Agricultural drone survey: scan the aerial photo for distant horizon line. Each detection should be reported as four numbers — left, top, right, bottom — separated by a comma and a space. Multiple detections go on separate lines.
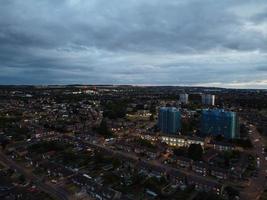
0, 84, 266, 90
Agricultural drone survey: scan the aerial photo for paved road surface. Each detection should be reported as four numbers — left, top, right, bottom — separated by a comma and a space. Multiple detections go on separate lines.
69, 136, 221, 187
74, 128, 267, 200
0, 151, 69, 200
239, 122, 267, 200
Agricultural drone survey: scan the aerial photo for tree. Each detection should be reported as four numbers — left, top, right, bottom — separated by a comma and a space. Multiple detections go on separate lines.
28, 141, 69, 154
102, 100, 127, 119
240, 123, 248, 138
181, 117, 199, 135
112, 157, 121, 168
229, 138, 253, 148
96, 119, 113, 138
136, 138, 155, 149
224, 186, 239, 200
173, 147, 187, 157
0, 136, 9, 150
215, 134, 224, 141
149, 114, 154, 121
181, 120, 191, 134
194, 192, 223, 200
187, 144, 203, 161
149, 105, 156, 115
19, 174, 26, 183
94, 152, 104, 164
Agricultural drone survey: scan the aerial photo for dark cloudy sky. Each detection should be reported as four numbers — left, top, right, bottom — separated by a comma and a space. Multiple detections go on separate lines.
1, 0, 267, 88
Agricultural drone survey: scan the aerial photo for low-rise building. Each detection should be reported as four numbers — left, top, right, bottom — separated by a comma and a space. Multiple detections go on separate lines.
187, 176, 222, 195
176, 156, 192, 168
192, 162, 208, 176
209, 141, 236, 151
161, 135, 205, 148
72, 174, 122, 200
210, 167, 228, 180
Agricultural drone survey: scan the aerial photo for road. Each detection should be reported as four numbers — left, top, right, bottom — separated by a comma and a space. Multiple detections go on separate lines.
0, 150, 69, 200
239, 122, 267, 200
74, 128, 267, 200
68, 136, 221, 188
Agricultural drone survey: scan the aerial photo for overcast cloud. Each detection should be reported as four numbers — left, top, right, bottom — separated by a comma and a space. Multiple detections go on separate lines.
0, 0, 267, 88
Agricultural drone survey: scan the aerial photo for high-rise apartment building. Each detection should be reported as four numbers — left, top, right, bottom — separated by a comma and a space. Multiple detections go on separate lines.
202, 94, 215, 106
158, 107, 181, 134
179, 93, 189, 104
200, 109, 239, 139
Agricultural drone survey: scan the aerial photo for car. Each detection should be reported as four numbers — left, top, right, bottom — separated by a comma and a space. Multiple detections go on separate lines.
51, 179, 57, 184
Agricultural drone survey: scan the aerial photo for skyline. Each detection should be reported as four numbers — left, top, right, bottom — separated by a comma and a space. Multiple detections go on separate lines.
1, 0, 267, 88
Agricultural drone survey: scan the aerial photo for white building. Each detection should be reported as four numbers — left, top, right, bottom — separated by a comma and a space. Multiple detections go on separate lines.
161, 135, 205, 148
179, 93, 189, 104
201, 94, 215, 106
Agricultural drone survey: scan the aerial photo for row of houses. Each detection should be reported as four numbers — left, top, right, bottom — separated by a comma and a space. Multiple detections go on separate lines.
11, 135, 225, 198
83, 136, 225, 196
72, 174, 122, 200
175, 155, 247, 180
143, 134, 238, 151
135, 160, 223, 196
161, 135, 205, 148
